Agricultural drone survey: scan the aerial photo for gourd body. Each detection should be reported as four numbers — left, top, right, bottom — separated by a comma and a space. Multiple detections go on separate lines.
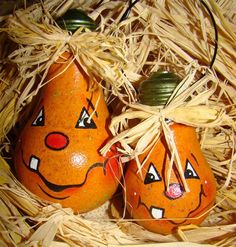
125, 122, 216, 234
14, 53, 121, 212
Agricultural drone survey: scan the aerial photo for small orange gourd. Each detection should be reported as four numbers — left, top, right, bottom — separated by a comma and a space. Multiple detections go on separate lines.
14, 11, 121, 213
124, 71, 216, 234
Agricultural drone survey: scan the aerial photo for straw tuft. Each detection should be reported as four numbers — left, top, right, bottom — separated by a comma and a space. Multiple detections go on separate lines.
0, 0, 235, 246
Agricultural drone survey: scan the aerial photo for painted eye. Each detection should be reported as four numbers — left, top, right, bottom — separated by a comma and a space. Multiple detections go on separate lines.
75, 107, 97, 129
32, 107, 45, 126
144, 163, 162, 184
184, 160, 199, 179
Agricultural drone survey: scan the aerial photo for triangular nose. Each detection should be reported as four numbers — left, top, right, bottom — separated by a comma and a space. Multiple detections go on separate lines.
45, 132, 69, 150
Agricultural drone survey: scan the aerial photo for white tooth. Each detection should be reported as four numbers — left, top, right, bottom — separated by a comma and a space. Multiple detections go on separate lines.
29, 156, 39, 171
151, 207, 164, 219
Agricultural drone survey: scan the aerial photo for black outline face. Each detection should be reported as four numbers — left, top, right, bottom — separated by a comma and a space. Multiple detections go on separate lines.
135, 157, 208, 224
21, 97, 104, 199
21, 148, 107, 200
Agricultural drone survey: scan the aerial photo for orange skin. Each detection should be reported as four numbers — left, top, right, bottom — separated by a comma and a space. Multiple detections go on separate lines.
14, 53, 121, 213
125, 123, 216, 234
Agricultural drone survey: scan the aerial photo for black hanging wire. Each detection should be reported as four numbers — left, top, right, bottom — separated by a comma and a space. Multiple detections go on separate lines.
117, 0, 218, 104
116, 0, 140, 97
119, 0, 218, 68
93, 0, 105, 10
199, 0, 218, 69
119, 0, 140, 23
165, 0, 219, 106
110, 0, 218, 69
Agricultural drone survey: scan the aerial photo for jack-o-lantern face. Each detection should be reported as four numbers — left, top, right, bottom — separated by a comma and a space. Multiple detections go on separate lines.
125, 123, 216, 234
14, 53, 121, 213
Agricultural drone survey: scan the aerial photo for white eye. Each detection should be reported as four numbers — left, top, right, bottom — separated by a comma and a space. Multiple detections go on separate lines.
75, 107, 96, 129
144, 163, 162, 184
184, 160, 199, 179
32, 107, 45, 126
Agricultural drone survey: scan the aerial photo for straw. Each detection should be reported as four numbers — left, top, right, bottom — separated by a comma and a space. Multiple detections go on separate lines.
0, 0, 235, 246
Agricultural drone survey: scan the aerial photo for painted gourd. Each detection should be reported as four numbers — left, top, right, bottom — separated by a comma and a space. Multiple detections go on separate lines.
14, 10, 121, 212
124, 71, 216, 234
14, 52, 121, 212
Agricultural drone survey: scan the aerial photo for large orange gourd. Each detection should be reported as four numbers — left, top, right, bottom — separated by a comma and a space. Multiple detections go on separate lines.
124, 71, 216, 234
14, 10, 121, 212
14, 53, 121, 212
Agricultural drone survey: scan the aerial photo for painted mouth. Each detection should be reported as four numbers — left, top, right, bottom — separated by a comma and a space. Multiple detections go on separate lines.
21, 150, 106, 199
27, 154, 105, 192
138, 196, 166, 219
138, 184, 206, 224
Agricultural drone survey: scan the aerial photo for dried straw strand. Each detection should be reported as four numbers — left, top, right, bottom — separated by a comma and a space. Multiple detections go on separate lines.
0, 0, 235, 246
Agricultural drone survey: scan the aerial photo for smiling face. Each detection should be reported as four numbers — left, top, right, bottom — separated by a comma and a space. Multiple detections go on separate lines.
14, 53, 121, 213
125, 123, 216, 234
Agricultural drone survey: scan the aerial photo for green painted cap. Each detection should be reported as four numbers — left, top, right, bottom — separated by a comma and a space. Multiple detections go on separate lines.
139, 70, 181, 106
56, 9, 97, 32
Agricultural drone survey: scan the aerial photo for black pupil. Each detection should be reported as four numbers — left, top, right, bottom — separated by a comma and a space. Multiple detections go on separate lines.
82, 115, 96, 128
36, 116, 43, 124
185, 169, 193, 178
148, 173, 155, 180
84, 117, 90, 125
144, 172, 156, 184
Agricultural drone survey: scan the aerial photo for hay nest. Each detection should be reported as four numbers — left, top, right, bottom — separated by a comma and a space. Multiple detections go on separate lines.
0, 0, 235, 246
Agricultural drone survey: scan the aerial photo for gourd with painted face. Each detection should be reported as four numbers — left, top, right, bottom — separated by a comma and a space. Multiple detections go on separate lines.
124, 71, 216, 234
14, 10, 121, 213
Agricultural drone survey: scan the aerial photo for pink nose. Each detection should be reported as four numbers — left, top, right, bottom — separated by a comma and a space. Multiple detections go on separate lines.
164, 183, 183, 199
45, 132, 69, 150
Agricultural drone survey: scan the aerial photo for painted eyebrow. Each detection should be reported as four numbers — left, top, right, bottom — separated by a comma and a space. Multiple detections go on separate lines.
86, 97, 98, 117
191, 153, 199, 166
